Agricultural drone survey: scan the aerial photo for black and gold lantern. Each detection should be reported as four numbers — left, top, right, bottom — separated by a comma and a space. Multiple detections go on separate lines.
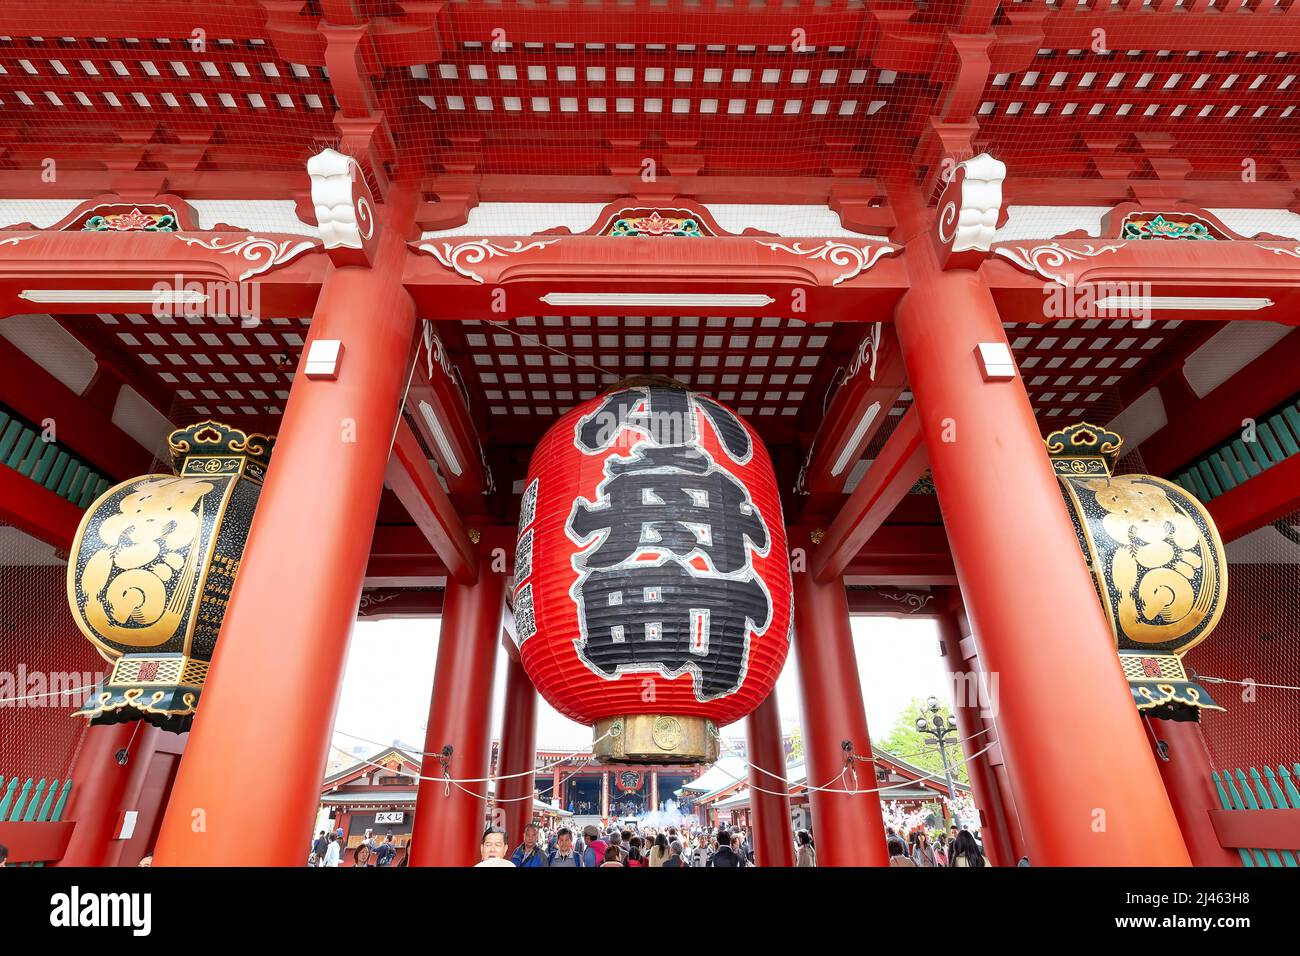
1049, 423, 1227, 721
67, 421, 273, 732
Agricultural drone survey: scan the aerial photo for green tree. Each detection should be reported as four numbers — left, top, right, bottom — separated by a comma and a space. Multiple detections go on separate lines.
876, 696, 969, 787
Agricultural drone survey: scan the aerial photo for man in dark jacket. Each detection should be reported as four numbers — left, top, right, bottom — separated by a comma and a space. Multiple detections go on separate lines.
375, 833, 397, 867
709, 829, 743, 867
511, 823, 550, 867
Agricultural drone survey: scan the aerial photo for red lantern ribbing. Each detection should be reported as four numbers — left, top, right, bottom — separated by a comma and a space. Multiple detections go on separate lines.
515, 383, 792, 763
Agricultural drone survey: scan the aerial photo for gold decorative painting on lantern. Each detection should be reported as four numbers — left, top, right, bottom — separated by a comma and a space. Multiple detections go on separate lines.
1048, 423, 1227, 721
67, 421, 273, 732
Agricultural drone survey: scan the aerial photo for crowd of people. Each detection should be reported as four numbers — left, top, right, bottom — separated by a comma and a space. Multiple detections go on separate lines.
476, 821, 768, 867
477, 821, 997, 867
306, 818, 997, 868
884, 824, 992, 867
308, 828, 403, 867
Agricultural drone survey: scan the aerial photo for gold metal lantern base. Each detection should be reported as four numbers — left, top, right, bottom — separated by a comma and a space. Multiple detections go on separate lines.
592, 715, 719, 765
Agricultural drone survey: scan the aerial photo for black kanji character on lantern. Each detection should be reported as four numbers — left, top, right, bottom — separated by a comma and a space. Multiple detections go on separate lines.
575, 387, 751, 462
575, 559, 771, 699
569, 445, 768, 574
569, 385, 770, 702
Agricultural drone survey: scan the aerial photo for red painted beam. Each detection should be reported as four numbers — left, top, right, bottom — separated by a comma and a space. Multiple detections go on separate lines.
812, 407, 928, 583
0, 336, 154, 481
0, 465, 83, 548
0, 169, 314, 200
841, 524, 956, 587
1140, 329, 1300, 478
405, 325, 489, 507
442, 3, 863, 48
0, 820, 74, 865
801, 324, 908, 501
845, 586, 944, 617
1207, 454, 1300, 542
385, 419, 479, 585
1208, 808, 1300, 852
357, 588, 446, 619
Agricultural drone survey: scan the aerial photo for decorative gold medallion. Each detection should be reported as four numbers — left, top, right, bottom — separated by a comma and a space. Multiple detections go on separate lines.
651, 716, 684, 751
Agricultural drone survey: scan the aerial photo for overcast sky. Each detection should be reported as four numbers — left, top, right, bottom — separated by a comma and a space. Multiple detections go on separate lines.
331, 613, 950, 766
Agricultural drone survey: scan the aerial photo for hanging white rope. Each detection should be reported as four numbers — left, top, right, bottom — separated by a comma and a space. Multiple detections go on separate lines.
327, 729, 613, 787
0, 682, 99, 705
706, 737, 999, 799
330, 727, 607, 783
1196, 675, 1300, 693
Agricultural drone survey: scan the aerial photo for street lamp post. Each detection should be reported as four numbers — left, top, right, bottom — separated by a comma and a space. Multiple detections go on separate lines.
915, 696, 960, 826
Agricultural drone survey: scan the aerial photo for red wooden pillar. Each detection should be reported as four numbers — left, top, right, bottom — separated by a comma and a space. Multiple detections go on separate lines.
408, 570, 505, 866
152, 215, 419, 866
56, 722, 138, 866
1150, 719, 1241, 867
935, 598, 1024, 867
745, 691, 796, 867
59, 723, 185, 867
893, 255, 1191, 866
497, 653, 538, 847
791, 563, 889, 866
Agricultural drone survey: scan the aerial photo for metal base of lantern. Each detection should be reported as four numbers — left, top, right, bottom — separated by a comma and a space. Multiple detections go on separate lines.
1119, 650, 1225, 722
73, 652, 207, 733
591, 715, 719, 765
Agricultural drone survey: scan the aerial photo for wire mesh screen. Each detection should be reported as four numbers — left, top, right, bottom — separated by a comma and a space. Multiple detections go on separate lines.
1183, 508, 1300, 771
1119, 437, 1300, 773
0, 521, 106, 782
0, 2, 1295, 244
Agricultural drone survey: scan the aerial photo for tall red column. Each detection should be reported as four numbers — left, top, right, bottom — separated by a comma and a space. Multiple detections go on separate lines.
1150, 719, 1241, 867
791, 564, 888, 866
153, 215, 419, 866
408, 570, 505, 866
55, 722, 139, 866
935, 599, 1024, 867
893, 250, 1191, 866
497, 652, 538, 848
745, 691, 796, 867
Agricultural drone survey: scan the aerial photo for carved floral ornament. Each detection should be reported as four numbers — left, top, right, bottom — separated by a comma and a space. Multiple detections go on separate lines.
991, 241, 1125, 286
81, 206, 179, 232
173, 234, 320, 282
750, 239, 901, 286
415, 237, 564, 284
413, 234, 901, 287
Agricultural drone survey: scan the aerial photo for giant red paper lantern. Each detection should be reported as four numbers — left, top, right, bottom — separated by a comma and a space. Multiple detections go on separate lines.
514, 382, 792, 763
